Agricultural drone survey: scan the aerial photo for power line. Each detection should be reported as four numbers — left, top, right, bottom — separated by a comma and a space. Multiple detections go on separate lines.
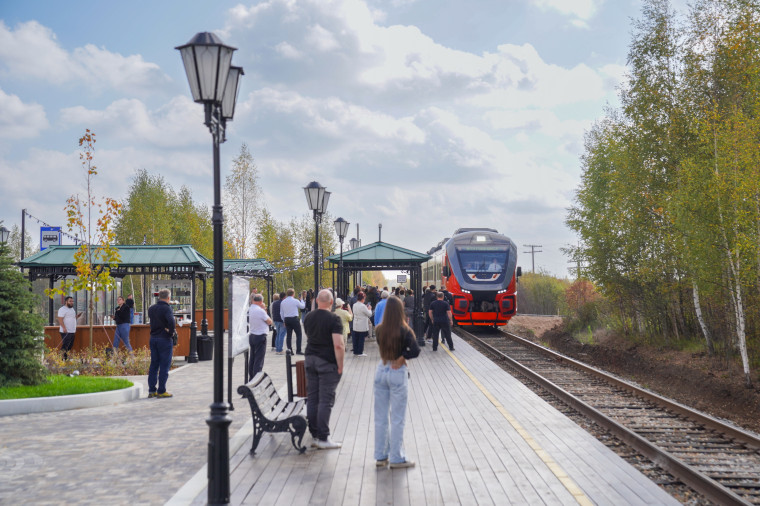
522, 244, 543, 273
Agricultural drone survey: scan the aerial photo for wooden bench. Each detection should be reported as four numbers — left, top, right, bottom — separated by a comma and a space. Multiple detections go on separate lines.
238, 372, 307, 455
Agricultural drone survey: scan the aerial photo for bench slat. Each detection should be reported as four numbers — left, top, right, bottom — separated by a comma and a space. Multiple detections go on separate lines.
257, 391, 279, 414
268, 399, 288, 419
275, 399, 304, 420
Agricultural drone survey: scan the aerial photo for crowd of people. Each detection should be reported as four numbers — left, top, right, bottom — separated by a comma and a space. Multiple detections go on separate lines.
243, 282, 457, 468
55, 280, 454, 468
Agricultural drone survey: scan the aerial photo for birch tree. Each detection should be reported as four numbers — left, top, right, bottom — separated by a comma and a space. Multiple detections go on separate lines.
224, 144, 262, 259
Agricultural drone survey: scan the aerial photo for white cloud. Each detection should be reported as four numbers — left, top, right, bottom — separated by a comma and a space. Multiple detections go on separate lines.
532, 0, 604, 27
59, 96, 207, 148
484, 109, 590, 140
275, 41, 304, 59
0, 88, 49, 138
238, 87, 426, 144
0, 20, 170, 94
305, 24, 340, 52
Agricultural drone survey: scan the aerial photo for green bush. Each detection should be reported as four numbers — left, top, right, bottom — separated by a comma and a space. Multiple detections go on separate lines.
517, 271, 570, 315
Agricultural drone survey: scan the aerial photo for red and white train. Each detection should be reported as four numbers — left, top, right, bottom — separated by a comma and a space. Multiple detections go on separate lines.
422, 228, 521, 327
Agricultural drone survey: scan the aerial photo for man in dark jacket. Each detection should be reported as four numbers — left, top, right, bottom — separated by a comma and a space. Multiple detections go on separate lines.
112, 294, 134, 354
422, 285, 437, 341
148, 288, 175, 398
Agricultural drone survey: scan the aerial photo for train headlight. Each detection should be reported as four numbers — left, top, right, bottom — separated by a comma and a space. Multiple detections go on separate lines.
497, 289, 506, 294
462, 289, 470, 294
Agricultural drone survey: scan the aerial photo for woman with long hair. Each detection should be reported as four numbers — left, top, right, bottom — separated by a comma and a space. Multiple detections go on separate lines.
373, 295, 420, 468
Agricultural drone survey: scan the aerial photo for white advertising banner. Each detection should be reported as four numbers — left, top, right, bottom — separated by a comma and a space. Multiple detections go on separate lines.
229, 275, 250, 358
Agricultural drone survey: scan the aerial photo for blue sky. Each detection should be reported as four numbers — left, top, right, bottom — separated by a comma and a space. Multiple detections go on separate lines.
1, 0, 655, 277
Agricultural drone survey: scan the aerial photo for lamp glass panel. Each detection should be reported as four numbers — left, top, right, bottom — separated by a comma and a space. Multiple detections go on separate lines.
214, 46, 234, 102
304, 186, 320, 210
320, 191, 331, 213
179, 46, 202, 102
222, 67, 243, 120
194, 45, 221, 101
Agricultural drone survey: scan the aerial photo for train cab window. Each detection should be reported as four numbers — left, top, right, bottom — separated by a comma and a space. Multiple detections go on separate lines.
457, 249, 509, 279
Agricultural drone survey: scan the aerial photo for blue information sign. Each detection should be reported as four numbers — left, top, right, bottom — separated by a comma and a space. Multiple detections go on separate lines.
40, 226, 61, 250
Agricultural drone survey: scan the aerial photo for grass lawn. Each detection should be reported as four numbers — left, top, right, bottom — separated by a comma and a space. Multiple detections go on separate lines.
0, 375, 133, 400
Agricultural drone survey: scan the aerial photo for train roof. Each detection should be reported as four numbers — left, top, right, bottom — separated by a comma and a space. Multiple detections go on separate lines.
453, 227, 498, 235
427, 229, 514, 255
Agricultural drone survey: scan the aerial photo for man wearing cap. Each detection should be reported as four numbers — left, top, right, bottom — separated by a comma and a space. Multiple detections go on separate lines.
373, 290, 390, 326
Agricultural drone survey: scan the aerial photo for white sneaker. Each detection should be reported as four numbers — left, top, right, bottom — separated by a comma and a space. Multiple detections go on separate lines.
316, 437, 342, 450
389, 460, 415, 469
359, 353, 367, 357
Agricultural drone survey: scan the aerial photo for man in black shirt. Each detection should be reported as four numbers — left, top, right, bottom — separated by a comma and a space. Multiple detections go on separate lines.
303, 289, 345, 450
428, 291, 454, 351
147, 288, 175, 398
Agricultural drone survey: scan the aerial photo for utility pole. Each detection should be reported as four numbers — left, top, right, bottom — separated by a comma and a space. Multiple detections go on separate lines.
523, 244, 542, 273
378, 223, 382, 242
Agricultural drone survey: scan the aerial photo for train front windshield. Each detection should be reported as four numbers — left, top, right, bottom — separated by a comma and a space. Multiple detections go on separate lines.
456, 248, 510, 280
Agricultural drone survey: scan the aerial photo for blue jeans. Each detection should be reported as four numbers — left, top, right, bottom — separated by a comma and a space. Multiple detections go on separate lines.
274, 321, 286, 352
374, 362, 409, 464
352, 331, 368, 355
148, 336, 173, 394
113, 323, 132, 351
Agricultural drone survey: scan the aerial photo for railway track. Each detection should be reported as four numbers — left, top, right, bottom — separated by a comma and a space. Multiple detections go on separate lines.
455, 327, 760, 505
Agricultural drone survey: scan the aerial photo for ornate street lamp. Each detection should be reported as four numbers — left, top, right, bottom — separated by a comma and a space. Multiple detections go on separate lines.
304, 182, 330, 291
333, 217, 349, 298
177, 31, 242, 505
0, 226, 9, 243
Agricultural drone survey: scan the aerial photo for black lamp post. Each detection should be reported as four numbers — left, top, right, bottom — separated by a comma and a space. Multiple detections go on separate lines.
0, 226, 9, 244
334, 217, 349, 298
303, 182, 330, 292
349, 237, 358, 289
176, 31, 243, 506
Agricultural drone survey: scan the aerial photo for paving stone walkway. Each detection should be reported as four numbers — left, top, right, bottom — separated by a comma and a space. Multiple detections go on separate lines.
0, 334, 290, 505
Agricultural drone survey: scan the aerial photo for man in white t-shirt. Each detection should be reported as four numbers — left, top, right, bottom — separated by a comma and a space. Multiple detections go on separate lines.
57, 296, 82, 360
248, 293, 273, 377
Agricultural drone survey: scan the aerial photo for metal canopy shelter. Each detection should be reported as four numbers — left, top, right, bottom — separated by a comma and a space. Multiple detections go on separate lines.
20, 244, 214, 362
221, 258, 276, 309
326, 241, 431, 340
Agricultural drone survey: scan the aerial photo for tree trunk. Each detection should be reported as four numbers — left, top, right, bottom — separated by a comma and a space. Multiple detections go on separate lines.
88, 290, 94, 350
692, 281, 714, 355
726, 255, 752, 388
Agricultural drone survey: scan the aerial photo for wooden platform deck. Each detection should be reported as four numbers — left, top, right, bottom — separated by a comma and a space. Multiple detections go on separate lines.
188, 333, 678, 505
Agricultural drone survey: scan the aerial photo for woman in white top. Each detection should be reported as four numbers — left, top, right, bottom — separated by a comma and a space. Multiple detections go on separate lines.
351, 291, 373, 356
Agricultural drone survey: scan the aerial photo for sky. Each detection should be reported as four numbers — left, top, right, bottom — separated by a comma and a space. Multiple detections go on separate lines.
0, 0, 654, 277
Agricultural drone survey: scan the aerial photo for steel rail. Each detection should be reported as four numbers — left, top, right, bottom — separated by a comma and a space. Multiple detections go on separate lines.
456, 327, 754, 506
500, 330, 760, 452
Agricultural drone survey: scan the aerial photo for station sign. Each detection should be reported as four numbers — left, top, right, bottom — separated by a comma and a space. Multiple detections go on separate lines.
396, 274, 407, 284
40, 226, 61, 250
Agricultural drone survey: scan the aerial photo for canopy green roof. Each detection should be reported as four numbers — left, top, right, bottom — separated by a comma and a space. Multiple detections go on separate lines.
326, 241, 430, 269
223, 258, 275, 276
19, 244, 214, 279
